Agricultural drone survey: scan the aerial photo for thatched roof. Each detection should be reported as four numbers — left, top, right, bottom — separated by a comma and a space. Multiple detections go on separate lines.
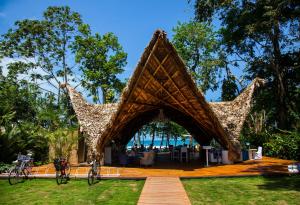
66, 30, 264, 161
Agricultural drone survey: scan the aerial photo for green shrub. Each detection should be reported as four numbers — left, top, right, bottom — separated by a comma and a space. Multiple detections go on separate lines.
241, 130, 300, 161
263, 131, 300, 161
0, 163, 13, 173
240, 132, 269, 150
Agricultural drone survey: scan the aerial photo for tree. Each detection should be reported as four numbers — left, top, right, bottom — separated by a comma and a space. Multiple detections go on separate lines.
0, 73, 48, 163
172, 21, 224, 93
0, 6, 84, 105
221, 75, 239, 101
0, 6, 88, 163
47, 128, 78, 160
192, 0, 300, 129
75, 26, 127, 104
143, 122, 157, 147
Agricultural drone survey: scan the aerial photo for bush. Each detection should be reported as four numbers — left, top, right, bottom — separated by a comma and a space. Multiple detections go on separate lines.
263, 131, 300, 161
47, 127, 78, 161
241, 130, 300, 161
240, 132, 269, 150
0, 122, 49, 163
0, 163, 13, 174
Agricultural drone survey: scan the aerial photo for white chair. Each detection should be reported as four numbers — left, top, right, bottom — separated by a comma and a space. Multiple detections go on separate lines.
288, 165, 299, 174
140, 151, 155, 166
209, 150, 219, 163
254, 146, 262, 160
221, 150, 232, 164
180, 146, 188, 163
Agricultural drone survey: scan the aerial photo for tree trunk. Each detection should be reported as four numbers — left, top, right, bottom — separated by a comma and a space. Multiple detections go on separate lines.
57, 86, 61, 105
62, 32, 68, 85
133, 133, 136, 145
151, 127, 155, 147
189, 135, 193, 146
137, 131, 141, 147
166, 132, 170, 148
160, 132, 164, 150
101, 87, 106, 104
270, 20, 287, 129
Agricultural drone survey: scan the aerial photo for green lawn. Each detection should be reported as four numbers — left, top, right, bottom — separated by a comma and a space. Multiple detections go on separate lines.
0, 179, 144, 205
182, 176, 300, 205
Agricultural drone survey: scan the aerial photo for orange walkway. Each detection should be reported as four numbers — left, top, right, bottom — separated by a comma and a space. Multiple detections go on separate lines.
23, 157, 295, 178
138, 177, 191, 205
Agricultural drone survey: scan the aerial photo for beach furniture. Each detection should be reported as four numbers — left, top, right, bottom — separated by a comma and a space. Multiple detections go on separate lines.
254, 146, 263, 160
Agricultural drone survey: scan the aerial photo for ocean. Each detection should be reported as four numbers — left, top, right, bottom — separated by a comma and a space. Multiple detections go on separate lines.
126, 138, 198, 148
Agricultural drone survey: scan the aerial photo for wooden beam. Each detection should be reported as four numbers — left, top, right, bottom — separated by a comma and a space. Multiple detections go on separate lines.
133, 52, 170, 104
152, 54, 206, 121
150, 55, 213, 130
141, 88, 190, 115
143, 68, 195, 118
123, 40, 162, 116
126, 52, 170, 114
126, 102, 158, 108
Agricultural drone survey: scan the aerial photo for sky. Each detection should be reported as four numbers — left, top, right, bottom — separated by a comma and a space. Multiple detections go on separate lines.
0, 0, 226, 101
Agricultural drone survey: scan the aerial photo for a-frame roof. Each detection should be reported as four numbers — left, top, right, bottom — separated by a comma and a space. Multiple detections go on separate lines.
66, 30, 264, 161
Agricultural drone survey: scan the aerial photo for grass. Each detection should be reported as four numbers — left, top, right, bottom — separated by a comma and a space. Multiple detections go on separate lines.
0, 178, 144, 205
182, 175, 300, 205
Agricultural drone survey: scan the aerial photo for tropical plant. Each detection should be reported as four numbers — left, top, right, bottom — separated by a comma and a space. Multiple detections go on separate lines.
75, 26, 127, 103
264, 131, 300, 160
0, 73, 49, 163
47, 128, 78, 160
0, 6, 85, 97
192, 0, 300, 129
172, 21, 224, 93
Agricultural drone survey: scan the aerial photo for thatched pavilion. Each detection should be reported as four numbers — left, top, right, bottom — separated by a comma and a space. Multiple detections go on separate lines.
64, 30, 264, 163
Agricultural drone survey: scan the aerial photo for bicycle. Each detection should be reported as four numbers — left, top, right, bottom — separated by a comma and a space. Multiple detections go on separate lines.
87, 158, 100, 185
53, 157, 71, 185
8, 153, 33, 185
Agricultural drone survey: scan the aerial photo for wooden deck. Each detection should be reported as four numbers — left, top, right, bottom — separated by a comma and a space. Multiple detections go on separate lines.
138, 177, 191, 205
24, 157, 296, 178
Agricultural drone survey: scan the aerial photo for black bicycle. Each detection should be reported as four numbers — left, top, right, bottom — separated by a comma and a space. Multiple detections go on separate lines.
8, 153, 33, 185
88, 158, 100, 185
54, 157, 71, 185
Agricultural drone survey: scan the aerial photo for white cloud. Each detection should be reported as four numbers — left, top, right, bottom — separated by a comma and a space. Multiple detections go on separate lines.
0, 57, 10, 76
0, 57, 58, 94
0, 57, 91, 100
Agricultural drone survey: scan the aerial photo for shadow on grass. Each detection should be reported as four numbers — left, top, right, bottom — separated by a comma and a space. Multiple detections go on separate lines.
258, 175, 300, 191
241, 161, 290, 174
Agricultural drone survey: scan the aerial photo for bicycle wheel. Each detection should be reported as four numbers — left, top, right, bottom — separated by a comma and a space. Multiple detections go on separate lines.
56, 171, 62, 185
8, 169, 19, 185
87, 169, 95, 185
65, 163, 71, 180
96, 166, 101, 180
25, 161, 33, 177
22, 168, 30, 180
62, 174, 69, 184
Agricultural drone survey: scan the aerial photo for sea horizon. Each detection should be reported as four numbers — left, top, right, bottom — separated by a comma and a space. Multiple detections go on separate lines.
126, 139, 197, 148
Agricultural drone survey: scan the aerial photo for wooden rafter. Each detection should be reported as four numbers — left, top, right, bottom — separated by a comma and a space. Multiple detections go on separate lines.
152, 54, 203, 117
123, 39, 161, 117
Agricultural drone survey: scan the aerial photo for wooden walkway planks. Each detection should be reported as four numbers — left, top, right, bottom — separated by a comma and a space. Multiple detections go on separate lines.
138, 177, 191, 205
24, 157, 294, 178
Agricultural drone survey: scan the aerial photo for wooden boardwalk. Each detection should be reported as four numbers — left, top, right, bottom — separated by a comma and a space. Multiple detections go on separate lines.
138, 177, 191, 205
2, 157, 293, 179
